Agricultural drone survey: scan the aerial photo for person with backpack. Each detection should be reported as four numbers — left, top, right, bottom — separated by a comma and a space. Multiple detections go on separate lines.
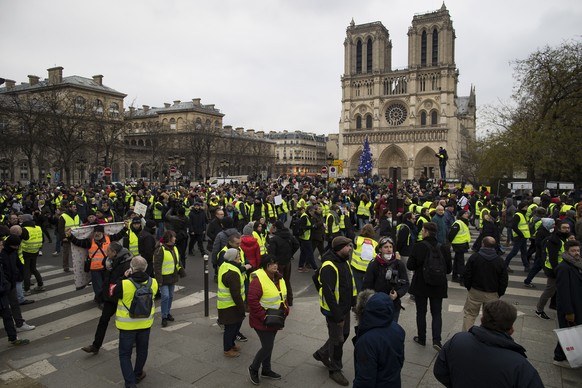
267, 221, 299, 306
407, 222, 452, 351
462, 237, 508, 331
114, 256, 158, 388
81, 242, 132, 355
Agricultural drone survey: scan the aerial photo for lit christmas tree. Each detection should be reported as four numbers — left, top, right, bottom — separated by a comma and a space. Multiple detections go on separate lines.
358, 136, 373, 176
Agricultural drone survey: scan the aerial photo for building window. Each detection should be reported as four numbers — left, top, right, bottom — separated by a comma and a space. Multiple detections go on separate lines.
355, 115, 362, 129
75, 96, 85, 113
421, 31, 427, 66
432, 29, 439, 66
170, 118, 176, 130
94, 99, 104, 115
356, 40, 362, 74
365, 114, 372, 129
420, 111, 427, 126
431, 110, 438, 125
384, 103, 408, 126
19, 161, 28, 180
366, 38, 373, 73
109, 102, 119, 117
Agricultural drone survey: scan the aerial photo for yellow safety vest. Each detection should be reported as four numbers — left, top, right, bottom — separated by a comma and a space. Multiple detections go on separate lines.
545, 240, 565, 270
326, 214, 340, 234
318, 261, 356, 312
252, 231, 268, 255
475, 200, 483, 216
416, 216, 429, 241
339, 214, 346, 229
115, 277, 158, 330
479, 207, 489, 229
451, 220, 471, 244
21, 226, 43, 253
526, 203, 538, 221
297, 198, 307, 209
357, 201, 371, 217
153, 202, 163, 220
254, 268, 287, 309
299, 213, 311, 241
396, 223, 411, 246
61, 213, 80, 228
18, 246, 24, 264
219, 245, 246, 268
351, 236, 378, 272
561, 204, 573, 215
160, 246, 181, 275
128, 229, 139, 256
321, 203, 330, 218
266, 203, 277, 219
217, 262, 245, 309
512, 213, 531, 238
235, 201, 248, 220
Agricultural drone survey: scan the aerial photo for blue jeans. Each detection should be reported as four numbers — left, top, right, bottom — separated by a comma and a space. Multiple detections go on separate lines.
91, 270, 105, 303
16, 281, 24, 303
160, 284, 175, 319
155, 221, 164, 240
298, 239, 317, 270
504, 236, 529, 268
54, 232, 62, 254
439, 164, 446, 180
119, 328, 150, 387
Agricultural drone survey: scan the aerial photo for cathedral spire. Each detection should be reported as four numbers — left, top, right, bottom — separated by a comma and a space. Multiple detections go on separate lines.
441, 2, 447, 11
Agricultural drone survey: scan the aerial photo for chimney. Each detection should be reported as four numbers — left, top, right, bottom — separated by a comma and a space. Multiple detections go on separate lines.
128, 107, 136, 117
47, 66, 64, 85
164, 103, 170, 108
28, 75, 40, 86
256, 131, 264, 138
4, 79, 16, 90
142, 105, 150, 113
92, 75, 103, 86
247, 129, 255, 136
173, 100, 181, 106
207, 104, 215, 110
192, 98, 201, 106
236, 127, 244, 135
224, 125, 233, 131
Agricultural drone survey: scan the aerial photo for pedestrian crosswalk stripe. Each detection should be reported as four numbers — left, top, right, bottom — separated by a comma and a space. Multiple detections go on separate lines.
448, 282, 542, 298
25, 293, 95, 320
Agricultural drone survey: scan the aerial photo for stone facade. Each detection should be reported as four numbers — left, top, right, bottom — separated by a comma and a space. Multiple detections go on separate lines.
339, 4, 476, 180
265, 130, 327, 176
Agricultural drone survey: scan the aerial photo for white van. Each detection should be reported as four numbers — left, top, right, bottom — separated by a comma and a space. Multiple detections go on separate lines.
209, 177, 240, 187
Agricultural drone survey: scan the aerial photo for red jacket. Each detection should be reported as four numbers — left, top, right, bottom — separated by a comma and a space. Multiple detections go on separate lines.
247, 272, 289, 331
240, 235, 261, 269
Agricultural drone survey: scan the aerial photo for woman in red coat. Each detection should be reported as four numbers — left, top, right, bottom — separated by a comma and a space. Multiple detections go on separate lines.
247, 254, 289, 385
240, 222, 261, 270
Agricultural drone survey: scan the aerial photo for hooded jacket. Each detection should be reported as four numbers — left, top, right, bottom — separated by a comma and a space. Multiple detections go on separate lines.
353, 293, 405, 388
464, 247, 508, 296
407, 236, 452, 299
362, 254, 409, 311
240, 235, 261, 269
103, 247, 132, 302
211, 227, 239, 266
434, 326, 544, 388
268, 227, 299, 265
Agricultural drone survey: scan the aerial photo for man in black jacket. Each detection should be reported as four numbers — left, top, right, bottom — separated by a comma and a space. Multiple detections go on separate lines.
407, 222, 452, 351
434, 300, 543, 388
188, 202, 207, 256
313, 236, 355, 387
138, 221, 157, 276
462, 237, 508, 331
267, 221, 299, 306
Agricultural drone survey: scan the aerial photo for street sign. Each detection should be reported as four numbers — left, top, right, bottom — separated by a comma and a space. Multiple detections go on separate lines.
329, 166, 337, 178
103, 167, 112, 177
169, 166, 177, 174
321, 166, 328, 174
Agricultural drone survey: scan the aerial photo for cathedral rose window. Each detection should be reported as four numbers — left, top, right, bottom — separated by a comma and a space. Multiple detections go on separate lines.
385, 103, 407, 126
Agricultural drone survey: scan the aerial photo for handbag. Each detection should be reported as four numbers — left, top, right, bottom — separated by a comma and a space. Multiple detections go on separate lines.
264, 308, 286, 328
554, 324, 582, 368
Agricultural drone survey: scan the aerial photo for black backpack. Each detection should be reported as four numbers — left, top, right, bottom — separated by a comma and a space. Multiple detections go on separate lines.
290, 216, 303, 237
421, 241, 447, 286
123, 277, 154, 318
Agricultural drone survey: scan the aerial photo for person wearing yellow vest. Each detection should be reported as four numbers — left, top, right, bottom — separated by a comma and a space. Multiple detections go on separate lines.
19, 214, 45, 295
217, 248, 247, 358
124, 218, 142, 257
325, 205, 342, 249
415, 208, 430, 242
448, 210, 471, 285
252, 222, 268, 257
350, 224, 378, 292
153, 230, 186, 328
504, 202, 531, 273
296, 207, 318, 273
113, 256, 157, 387
535, 221, 571, 320
58, 201, 80, 272
247, 254, 289, 383
356, 193, 372, 230
313, 236, 356, 387
151, 197, 166, 239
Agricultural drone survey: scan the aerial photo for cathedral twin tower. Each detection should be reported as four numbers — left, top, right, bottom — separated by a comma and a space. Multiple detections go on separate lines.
339, 4, 476, 181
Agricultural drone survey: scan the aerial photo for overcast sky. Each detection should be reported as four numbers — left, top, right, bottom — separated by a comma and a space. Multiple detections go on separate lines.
1, 0, 580, 135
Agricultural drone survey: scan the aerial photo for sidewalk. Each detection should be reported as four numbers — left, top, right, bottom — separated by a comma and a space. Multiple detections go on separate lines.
2, 294, 581, 387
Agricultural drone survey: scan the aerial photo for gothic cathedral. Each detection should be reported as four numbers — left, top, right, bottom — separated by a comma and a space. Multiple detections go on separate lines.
339, 4, 476, 181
